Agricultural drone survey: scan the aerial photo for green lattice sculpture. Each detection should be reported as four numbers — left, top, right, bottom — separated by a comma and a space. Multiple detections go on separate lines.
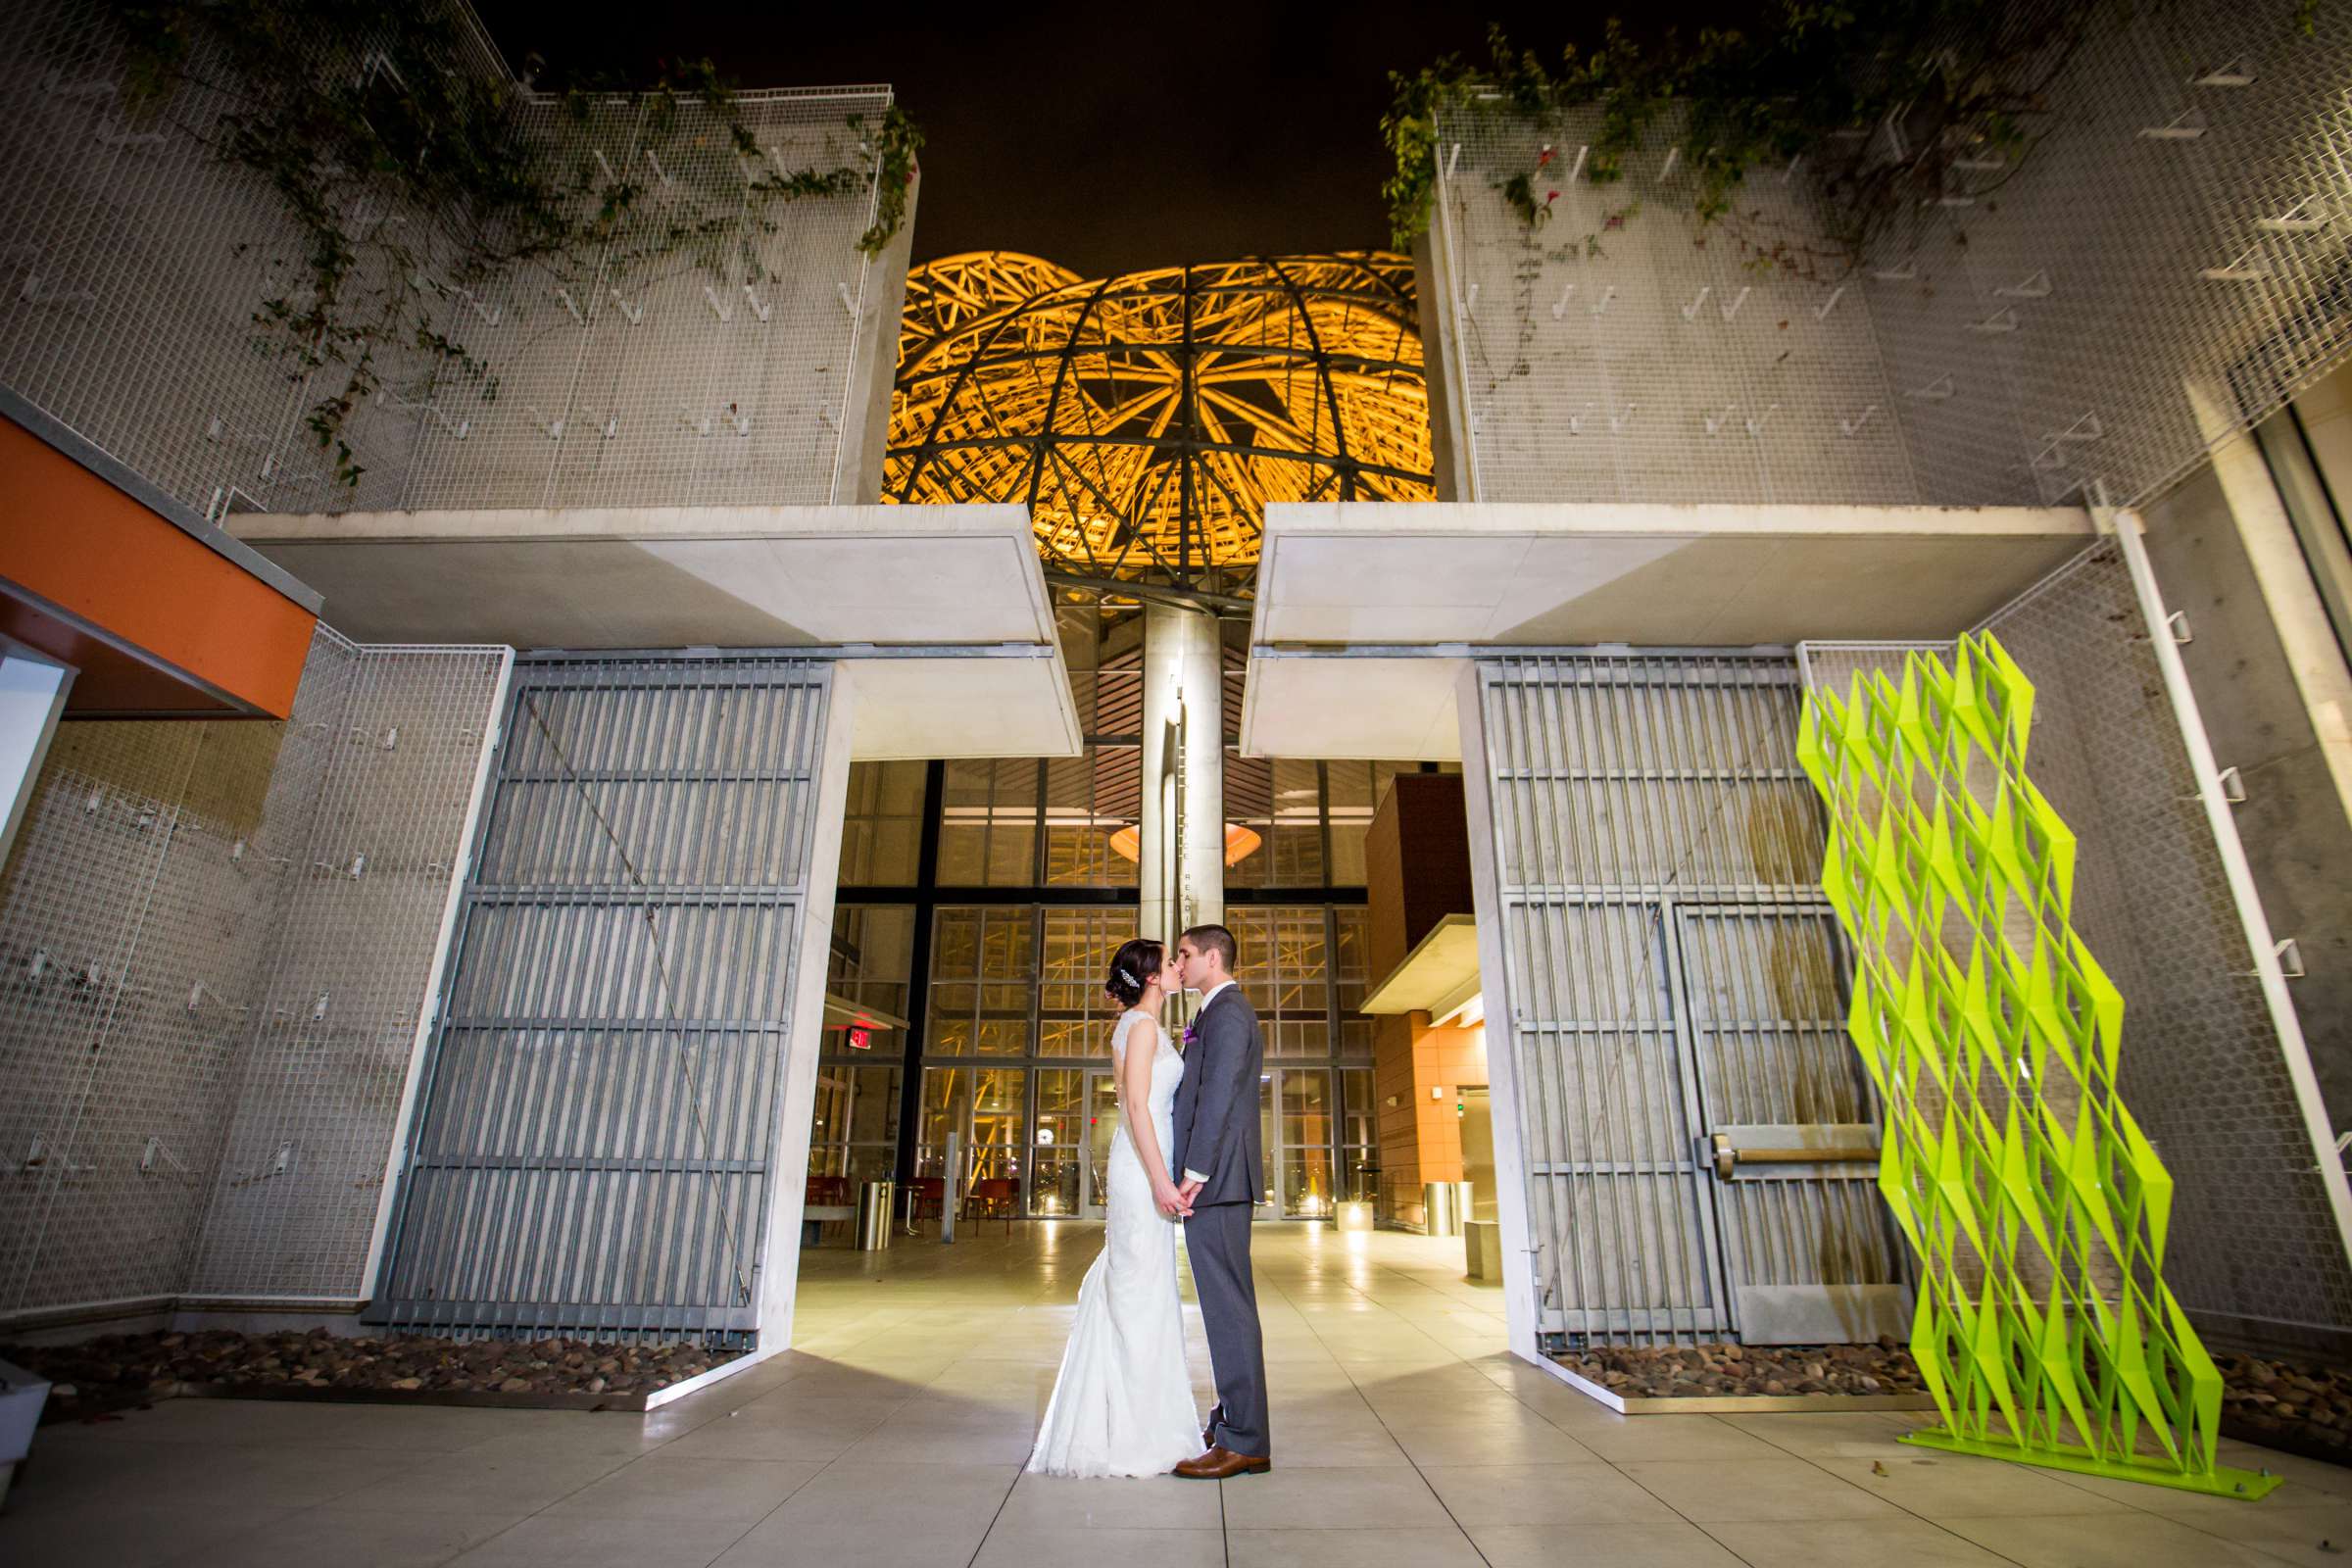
1797, 633, 2276, 1499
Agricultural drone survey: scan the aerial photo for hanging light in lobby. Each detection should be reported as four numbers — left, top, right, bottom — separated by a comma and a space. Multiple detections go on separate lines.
1106, 822, 1261, 866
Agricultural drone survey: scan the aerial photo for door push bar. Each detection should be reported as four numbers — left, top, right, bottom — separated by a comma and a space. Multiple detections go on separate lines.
1710, 1129, 1881, 1181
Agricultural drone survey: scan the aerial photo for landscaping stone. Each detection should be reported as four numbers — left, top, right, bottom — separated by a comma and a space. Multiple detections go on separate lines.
0, 1329, 738, 1422
1556, 1337, 1926, 1399
2218, 1351, 2352, 1466
1554, 1340, 2352, 1468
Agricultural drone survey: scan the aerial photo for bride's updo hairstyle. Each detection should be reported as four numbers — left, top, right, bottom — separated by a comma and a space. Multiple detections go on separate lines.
1103, 938, 1164, 1009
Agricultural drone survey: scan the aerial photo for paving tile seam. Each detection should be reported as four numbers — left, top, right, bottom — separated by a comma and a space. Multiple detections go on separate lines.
456, 1413, 826, 1568
136, 1441, 651, 1568
959, 1449, 1029, 1568
1750, 1440, 2185, 1568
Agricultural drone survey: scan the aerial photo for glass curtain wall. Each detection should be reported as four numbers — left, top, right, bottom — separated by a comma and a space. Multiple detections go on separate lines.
808, 602, 1412, 1222
909, 902, 1375, 1217
808, 904, 914, 1191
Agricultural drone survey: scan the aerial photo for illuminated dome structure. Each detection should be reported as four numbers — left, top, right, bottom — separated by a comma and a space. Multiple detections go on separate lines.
884, 252, 1435, 597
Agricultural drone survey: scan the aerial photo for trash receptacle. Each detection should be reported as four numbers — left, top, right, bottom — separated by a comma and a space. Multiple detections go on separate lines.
856, 1180, 896, 1250
1422, 1180, 1462, 1238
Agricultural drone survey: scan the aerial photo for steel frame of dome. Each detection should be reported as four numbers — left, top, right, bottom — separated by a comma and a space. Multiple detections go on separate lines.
884, 252, 1435, 601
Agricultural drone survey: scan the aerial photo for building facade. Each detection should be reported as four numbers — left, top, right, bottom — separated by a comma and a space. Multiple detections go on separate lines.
1240, 0, 2352, 1369
3, 0, 2350, 1402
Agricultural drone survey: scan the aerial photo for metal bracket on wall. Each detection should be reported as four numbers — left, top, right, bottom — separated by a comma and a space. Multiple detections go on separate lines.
2101, 489, 2352, 1272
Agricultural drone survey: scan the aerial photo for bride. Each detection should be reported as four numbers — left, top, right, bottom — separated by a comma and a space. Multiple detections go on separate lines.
1026, 938, 1201, 1478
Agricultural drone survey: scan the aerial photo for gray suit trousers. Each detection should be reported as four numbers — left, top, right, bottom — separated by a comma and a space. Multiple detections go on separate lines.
1184, 1200, 1269, 1457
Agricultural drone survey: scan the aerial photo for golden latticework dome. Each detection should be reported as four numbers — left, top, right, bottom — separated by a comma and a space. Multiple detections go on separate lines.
884, 252, 1434, 596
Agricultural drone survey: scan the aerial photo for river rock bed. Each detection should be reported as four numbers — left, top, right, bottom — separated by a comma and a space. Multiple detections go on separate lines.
2218, 1351, 2352, 1463
5, 1328, 739, 1420
1556, 1338, 1927, 1398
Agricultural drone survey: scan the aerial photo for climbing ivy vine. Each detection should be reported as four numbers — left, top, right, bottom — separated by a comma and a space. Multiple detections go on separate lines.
111, 0, 920, 486
1381, 5, 2295, 275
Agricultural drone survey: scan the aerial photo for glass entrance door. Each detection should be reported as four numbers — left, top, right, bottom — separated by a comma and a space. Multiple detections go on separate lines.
1244, 1067, 1341, 1221
918, 1065, 1024, 1215
1032, 1068, 1084, 1216
1275, 1068, 1336, 1218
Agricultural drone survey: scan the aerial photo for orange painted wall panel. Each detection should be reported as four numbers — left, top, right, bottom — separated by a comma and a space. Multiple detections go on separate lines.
0, 416, 315, 717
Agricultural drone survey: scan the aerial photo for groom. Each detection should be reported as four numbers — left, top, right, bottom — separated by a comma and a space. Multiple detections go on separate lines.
1167, 923, 1272, 1479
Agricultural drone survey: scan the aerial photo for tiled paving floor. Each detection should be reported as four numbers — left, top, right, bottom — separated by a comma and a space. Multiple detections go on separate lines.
4, 1223, 2346, 1566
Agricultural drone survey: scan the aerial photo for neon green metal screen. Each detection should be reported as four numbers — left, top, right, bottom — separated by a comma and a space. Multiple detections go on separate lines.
1797, 632, 2276, 1499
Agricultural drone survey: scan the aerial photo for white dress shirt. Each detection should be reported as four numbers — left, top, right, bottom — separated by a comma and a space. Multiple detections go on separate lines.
1182, 980, 1238, 1185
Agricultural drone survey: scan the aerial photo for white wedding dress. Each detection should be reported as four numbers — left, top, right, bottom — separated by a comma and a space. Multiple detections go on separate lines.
1026, 1009, 1200, 1478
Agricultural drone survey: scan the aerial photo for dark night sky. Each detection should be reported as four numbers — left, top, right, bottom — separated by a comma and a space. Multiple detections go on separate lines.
472, 2, 1742, 279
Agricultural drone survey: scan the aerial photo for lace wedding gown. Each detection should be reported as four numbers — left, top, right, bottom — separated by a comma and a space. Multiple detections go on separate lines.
1026, 1009, 1200, 1478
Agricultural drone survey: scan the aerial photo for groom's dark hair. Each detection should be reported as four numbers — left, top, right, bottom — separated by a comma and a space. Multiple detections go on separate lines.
1181, 923, 1238, 973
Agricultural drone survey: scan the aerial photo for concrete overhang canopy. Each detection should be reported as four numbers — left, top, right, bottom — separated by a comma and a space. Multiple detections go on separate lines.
232, 504, 1054, 647
840, 648, 1079, 760
1241, 500, 2096, 760
1361, 913, 1482, 1020
232, 503, 1080, 759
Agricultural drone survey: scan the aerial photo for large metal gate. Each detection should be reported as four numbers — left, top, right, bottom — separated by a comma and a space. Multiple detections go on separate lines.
368, 655, 833, 1341
1475, 653, 1907, 1347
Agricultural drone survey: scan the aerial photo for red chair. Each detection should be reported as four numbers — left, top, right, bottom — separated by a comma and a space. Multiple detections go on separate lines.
963, 1177, 1019, 1236
906, 1177, 947, 1232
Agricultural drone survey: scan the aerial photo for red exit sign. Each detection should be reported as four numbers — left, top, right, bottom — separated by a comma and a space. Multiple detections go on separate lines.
847, 1025, 872, 1052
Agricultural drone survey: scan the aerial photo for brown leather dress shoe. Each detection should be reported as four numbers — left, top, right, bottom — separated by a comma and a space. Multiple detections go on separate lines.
1172, 1445, 1271, 1480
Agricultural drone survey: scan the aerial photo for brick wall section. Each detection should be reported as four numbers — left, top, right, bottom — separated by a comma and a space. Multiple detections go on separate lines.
1363, 776, 1471, 980
1374, 1013, 1422, 1221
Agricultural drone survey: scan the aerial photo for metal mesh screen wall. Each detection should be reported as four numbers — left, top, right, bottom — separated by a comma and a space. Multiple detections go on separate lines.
368, 655, 833, 1342
1471, 653, 1906, 1346
0, 629, 504, 1321
0, 0, 891, 522
1431, 0, 2352, 510
1801, 547, 2352, 1348
1981, 550, 2352, 1340
185, 648, 511, 1302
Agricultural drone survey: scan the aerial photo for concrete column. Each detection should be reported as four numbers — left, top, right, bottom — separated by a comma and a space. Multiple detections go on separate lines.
0, 646, 73, 873
1452, 661, 1541, 1365
758, 662, 858, 1352
1140, 602, 1225, 948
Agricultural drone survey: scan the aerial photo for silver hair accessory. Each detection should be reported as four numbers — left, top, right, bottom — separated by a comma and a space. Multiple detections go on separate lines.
1113, 964, 1139, 987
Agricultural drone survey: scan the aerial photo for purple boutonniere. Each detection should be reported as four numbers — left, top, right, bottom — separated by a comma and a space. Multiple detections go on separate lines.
1182, 1025, 1199, 1049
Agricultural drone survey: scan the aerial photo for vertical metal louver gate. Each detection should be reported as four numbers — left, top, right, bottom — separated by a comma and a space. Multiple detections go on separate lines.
368, 656, 832, 1341
1476, 654, 1907, 1347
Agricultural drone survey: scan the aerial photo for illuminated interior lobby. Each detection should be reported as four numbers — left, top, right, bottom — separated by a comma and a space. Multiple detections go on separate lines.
815, 248, 1492, 1236
4, 0, 2352, 1563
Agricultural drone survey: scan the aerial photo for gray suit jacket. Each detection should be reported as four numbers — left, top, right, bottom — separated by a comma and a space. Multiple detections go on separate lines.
1171, 985, 1264, 1208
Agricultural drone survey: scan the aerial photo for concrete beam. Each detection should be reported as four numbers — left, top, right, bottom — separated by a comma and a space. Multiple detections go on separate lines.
1241, 500, 2094, 760
232, 504, 1054, 650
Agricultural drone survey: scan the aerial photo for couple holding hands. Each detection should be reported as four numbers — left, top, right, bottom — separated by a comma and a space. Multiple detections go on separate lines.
1025, 924, 1272, 1481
